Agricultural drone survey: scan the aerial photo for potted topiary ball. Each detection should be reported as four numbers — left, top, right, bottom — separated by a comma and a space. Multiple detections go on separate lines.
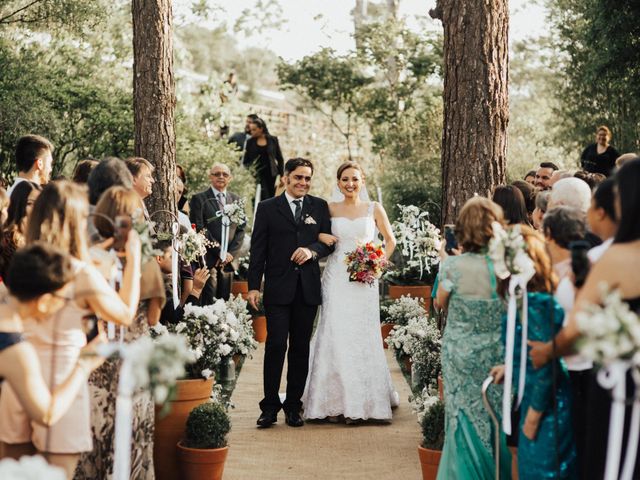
417, 398, 444, 480
177, 402, 231, 480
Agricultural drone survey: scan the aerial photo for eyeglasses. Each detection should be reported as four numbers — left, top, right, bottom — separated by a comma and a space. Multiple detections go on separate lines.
210, 172, 230, 178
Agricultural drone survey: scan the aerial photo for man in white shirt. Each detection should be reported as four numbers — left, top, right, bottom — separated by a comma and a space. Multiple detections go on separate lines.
7, 135, 54, 196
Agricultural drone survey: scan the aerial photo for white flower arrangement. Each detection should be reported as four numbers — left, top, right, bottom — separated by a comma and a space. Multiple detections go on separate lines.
219, 198, 247, 225
381, 295, 427, 326
159, 296, 257, 379
0, 455, 66, 479
132, 210, 162, 265
488, 222, 535, 281
180, 228, 215, 264
388, 204, 441, 284
411, 385, 441, 422
100, 333, 195, 405
386, 316, 440, 358
577, 285, 640, 366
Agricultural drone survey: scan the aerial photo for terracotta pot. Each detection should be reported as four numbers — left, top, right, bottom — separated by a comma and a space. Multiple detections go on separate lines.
388, 285, 432, 309
177, 442, 229, 480
380, 322, 396, 349
418, 445, 442, 480
154, 378, 214, 480
252, 315, 267, 343
231, 280, 249, 295
438, 376, 444, 401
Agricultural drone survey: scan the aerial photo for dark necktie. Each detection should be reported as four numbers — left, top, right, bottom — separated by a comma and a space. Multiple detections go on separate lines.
293, 199, 302, 223
217, 192, 225, 209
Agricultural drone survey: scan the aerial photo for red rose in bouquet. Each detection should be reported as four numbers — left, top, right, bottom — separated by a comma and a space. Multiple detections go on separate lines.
344, 242, 390, 286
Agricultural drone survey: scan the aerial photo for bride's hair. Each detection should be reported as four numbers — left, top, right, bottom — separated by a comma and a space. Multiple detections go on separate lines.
336, 161, 365, 180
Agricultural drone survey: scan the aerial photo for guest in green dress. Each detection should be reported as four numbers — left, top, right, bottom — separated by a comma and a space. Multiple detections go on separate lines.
435, 197, 512, 479
493, 226, 577, 479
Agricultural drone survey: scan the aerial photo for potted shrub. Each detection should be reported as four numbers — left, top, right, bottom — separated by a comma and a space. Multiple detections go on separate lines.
386, 205, 440, 306
417, 393, 445, 480
381, 296, 426, 349
231, 254, 250, 295
152, 298, 256, 480
177, 402, 231, 480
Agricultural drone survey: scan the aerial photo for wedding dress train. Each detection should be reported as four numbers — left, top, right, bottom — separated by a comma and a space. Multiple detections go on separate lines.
302, 203, 399, 420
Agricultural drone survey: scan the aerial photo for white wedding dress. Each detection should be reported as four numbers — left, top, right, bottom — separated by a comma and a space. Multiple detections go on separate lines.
302, 202, 399, 420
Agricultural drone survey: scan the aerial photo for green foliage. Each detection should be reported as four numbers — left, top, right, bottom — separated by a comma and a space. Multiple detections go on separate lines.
175, 119, 257, 226
420, 399, 445, 450
549, 0, 640, 155
0, 36, 133, 182
0, 0, 108, 34
184, 402, 231, 449
277, 17, 443, 220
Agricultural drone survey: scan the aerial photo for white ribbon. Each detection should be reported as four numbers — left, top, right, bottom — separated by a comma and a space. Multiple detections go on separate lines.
112, 357, 135, 480
598, 361, 640, 480
502, 275, 529, 435
219, 216, 231, 262
171, 222, 180, 308
252, 184, 261, 229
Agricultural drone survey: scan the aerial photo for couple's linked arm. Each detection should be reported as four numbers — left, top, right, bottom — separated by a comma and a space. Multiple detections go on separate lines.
306, 202, 335, 260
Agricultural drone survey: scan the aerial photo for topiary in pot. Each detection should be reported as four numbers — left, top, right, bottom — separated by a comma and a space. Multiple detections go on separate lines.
420, 399, 445, 451
417, 398, 444, 480
185, 402, 231, 449
178, 402, 231, 480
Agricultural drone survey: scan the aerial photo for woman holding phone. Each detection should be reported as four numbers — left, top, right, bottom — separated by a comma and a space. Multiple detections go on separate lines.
0, 181, 141, 478
76, 186, 165, 480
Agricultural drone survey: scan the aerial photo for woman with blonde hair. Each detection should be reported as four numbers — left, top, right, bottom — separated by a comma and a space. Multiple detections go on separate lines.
0, 181, 141, 479
76, 185, 165, 480
435, 196, 512, 479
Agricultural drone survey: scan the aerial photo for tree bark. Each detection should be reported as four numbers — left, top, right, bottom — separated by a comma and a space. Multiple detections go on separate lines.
431, 0, 509, 224
132, 0, 176, 229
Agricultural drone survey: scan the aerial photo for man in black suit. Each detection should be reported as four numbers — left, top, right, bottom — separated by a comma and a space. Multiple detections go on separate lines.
189, 162, 246, 304
247, 158, 333, 428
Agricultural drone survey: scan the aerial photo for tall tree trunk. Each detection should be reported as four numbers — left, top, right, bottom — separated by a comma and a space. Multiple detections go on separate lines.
430, 0, 508, 224
132, 0, 176, 229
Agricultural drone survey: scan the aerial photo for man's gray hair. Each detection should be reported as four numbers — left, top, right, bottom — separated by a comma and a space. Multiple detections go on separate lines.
210, 162, 231, 174
549, 177, 592, 213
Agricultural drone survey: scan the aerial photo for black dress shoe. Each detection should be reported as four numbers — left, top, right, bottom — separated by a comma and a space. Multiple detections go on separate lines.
284, 411, 304, 427
256, 412, 277, 428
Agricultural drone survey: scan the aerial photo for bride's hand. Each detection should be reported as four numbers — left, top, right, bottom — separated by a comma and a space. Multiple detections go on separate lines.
319, 233, 338, 247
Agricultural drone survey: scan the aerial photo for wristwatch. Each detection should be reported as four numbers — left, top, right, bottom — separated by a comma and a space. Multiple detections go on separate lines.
310, 249, 318, 261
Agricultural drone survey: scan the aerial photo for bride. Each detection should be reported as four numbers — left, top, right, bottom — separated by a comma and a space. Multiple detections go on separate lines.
302, 161, 399, 422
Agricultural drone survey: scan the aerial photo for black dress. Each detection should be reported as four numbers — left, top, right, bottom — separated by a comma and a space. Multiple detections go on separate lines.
242, 135, 284, 201
580, 144, 620, 177
583, 296, 640, 479
0, 332, 23, 352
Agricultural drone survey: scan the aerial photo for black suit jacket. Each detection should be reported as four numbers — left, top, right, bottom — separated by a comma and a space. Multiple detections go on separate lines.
248, 193, 333, 306
189, 188, 246, 268
242, 135, 284, 178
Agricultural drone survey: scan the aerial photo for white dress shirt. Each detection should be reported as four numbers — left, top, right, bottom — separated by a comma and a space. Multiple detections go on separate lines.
284, 191, 304, 217
6, 177, 27, 196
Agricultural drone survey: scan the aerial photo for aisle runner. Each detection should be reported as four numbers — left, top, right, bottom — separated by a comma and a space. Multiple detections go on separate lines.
224, 345, 421, 480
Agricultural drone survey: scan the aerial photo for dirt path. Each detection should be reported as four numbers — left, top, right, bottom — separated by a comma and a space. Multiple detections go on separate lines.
224, 344, 422, 479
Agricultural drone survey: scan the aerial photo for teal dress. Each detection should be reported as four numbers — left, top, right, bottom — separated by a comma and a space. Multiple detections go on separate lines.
437, 254, 512, 479
506, 293, 577, 479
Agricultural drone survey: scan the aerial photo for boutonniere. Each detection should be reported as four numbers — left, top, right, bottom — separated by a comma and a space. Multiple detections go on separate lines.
304, 215, 317, 225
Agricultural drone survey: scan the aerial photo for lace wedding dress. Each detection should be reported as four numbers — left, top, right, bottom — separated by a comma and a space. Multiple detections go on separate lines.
302, 202, 399, 420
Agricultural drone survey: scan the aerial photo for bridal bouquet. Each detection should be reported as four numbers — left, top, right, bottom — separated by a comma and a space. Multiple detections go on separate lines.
180, 228, 216, 264
576, 286, 640, 365
344, 242, 390, 286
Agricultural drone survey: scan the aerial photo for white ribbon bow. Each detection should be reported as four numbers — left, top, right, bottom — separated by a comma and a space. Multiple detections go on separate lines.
502, 275, 529, 435
171, 222, 180, 308
598, 361, 640, 480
